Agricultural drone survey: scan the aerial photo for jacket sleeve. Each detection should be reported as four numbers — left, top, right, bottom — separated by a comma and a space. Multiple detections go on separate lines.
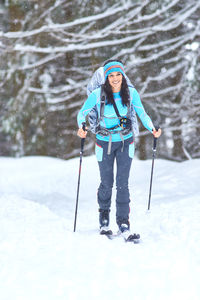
130, 88, 154, 132
77, 90, 100, 127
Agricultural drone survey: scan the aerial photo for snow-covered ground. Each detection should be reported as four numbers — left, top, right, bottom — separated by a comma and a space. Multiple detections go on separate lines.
0, 155, 200, 300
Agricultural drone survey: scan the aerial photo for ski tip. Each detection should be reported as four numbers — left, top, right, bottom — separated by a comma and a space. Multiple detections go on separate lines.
100, 229, 113, 236
125, 233, 140, 243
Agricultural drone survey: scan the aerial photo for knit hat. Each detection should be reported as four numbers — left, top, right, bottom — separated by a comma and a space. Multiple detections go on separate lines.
104, 61, 125, 80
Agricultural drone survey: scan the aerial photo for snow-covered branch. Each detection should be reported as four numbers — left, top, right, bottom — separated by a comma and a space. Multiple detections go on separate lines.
1, 0, 199, 160
0, 3, 134, 39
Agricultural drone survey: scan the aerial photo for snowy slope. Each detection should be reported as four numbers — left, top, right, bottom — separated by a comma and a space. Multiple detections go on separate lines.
0, 155, 200, 300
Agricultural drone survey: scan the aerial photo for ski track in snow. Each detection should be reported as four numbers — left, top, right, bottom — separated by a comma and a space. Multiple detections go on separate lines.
0, 156, 200, 300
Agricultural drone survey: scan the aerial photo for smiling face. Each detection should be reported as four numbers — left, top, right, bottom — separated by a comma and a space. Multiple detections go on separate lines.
107, 71, 123, 92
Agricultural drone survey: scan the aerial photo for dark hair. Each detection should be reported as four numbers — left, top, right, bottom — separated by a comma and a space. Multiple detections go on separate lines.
103, 75, 129, 107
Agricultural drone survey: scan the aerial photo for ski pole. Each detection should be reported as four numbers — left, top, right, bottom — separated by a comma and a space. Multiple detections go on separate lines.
147, 126, 159, 210
73, 123, 86, 232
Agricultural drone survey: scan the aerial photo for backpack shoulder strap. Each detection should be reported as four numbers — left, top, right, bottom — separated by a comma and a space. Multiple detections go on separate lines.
112, 100, 121, 118
112, 87, 131, 118
99, 86, 132, 121
126, 87, 131, 117
99, 85, 106, 121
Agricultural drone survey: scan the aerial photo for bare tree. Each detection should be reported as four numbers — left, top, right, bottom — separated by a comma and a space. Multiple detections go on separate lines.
0, 0, 199, 160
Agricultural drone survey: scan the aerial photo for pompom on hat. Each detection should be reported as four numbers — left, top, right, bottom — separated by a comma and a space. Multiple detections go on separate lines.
104, 61, 125, 80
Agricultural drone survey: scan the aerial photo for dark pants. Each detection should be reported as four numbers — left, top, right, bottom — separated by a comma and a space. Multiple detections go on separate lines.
96, 137, 134, 226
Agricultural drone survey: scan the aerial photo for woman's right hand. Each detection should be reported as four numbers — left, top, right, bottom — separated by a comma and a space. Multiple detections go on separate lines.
77, 126, 87, 138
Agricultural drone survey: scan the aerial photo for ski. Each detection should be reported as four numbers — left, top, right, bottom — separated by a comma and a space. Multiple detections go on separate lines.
101, 230, 140, 243
113, 232, 140, 243
124, 233, 140, 243
100, 229, 113, 239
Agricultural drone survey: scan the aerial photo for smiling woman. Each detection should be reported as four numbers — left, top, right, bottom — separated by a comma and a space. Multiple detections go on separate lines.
77, 60, 161, 240
107, 72, 122, 92
104, 61, 124, 93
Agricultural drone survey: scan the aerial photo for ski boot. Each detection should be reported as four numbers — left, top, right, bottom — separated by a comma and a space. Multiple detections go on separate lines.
118, 219, 140, 243
99, 209, 112, 235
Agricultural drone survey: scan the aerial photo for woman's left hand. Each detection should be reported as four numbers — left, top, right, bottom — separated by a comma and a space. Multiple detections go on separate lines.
152, 128, 162, 138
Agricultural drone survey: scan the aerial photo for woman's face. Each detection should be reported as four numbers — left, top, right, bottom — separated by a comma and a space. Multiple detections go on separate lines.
108, 71, 122, 92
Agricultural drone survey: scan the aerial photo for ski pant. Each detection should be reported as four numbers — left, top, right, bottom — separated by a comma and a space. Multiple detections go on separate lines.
95, 137, 134, 225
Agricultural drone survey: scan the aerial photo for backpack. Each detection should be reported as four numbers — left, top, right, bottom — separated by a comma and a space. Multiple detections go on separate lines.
87, 67, 139, 139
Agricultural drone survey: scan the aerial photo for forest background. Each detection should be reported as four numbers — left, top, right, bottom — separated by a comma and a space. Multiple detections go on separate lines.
0, 0, 199, 161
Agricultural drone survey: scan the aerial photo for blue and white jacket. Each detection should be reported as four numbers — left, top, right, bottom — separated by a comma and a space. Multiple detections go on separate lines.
77, 87, 154, 142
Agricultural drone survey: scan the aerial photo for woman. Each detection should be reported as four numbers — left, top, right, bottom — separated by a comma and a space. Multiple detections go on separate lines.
77, 60, 161, 239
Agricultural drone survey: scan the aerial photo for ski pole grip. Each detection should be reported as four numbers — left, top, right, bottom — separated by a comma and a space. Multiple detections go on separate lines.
81, 137, 85, 151
81, 122, 86, 152
153, 136, 157, 150
82, 122, 86, 131
153, 125, 160, 150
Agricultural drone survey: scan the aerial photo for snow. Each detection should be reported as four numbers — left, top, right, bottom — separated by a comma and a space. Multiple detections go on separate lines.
0, 155, 200, 300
